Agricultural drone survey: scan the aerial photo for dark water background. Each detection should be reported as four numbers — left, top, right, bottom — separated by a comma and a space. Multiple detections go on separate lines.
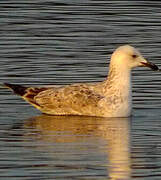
1, 1, 161, 179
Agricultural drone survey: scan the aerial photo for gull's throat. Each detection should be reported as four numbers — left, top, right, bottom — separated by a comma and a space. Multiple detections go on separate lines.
104, 65, 132, 117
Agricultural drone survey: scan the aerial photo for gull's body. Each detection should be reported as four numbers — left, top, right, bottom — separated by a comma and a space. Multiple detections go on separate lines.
4, 45, 158, 117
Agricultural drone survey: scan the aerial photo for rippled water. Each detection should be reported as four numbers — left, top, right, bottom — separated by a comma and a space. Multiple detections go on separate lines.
1, 1, 161, 179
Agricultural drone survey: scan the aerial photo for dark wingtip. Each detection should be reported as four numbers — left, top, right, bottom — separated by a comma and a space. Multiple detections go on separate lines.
4, 83, 27, 96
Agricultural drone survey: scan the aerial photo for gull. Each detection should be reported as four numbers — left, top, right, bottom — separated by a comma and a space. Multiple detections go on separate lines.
4, 45, 159, 117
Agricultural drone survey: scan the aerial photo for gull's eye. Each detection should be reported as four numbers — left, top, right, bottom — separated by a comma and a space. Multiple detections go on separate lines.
132, 54, 137, 58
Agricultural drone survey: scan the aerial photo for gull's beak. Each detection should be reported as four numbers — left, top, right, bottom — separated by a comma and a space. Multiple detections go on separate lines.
140, 59, 159, 71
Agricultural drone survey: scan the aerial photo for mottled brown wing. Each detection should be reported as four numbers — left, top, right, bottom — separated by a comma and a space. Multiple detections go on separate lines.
23, 87, 49, 106
34, 84, 104, 115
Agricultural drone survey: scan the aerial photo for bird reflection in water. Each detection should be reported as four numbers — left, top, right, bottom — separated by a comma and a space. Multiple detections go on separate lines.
24, 115, 131, 179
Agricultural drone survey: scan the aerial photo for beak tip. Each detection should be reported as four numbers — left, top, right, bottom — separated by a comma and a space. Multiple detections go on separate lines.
141, 62, 159, 71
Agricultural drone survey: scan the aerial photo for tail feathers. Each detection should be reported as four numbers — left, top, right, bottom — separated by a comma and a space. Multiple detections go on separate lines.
4, 83, 28, 96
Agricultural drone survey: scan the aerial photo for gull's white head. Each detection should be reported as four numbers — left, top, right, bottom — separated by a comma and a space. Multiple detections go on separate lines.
110, 45, 158, 71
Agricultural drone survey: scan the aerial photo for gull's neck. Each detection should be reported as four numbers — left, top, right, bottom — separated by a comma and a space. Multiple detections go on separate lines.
103, 63, 132, 116
104, 63, 131, 94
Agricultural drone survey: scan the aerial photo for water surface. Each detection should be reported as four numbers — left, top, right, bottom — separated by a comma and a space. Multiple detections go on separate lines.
1, 1, 161, 179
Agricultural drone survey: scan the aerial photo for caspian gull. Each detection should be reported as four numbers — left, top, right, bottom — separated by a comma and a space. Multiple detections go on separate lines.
4, 45, 159, 117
